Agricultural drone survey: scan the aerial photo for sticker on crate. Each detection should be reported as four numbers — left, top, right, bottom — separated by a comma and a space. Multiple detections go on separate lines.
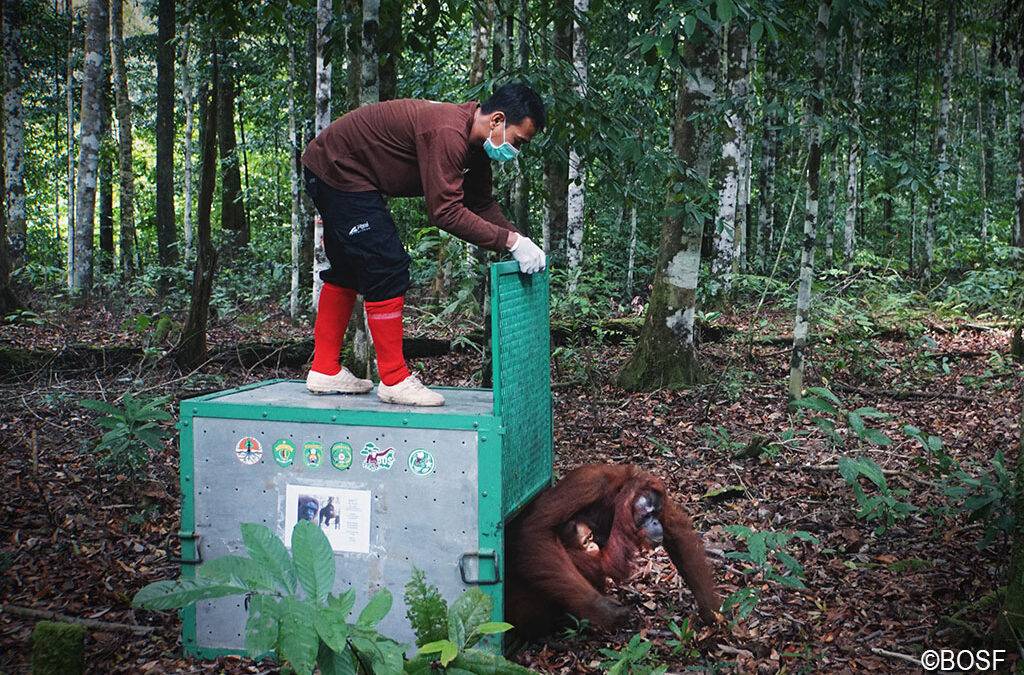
284, 484, 371, 554
360, 443, 395, 472
234, 437, 262, 465
303, 442, 323, 468
408, 448, 435, 476
272, 438, 296, 467
330, 442, 353, 471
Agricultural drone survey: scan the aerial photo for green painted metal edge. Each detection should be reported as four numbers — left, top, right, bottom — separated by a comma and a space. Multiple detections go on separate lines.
184, 378, 291, 403
177, 402, 199, 658
476, 422, 506, 654
185, 399, 495, 432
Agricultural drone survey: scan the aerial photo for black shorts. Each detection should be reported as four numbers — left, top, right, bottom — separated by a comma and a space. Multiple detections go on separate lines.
304, 167, 412, 302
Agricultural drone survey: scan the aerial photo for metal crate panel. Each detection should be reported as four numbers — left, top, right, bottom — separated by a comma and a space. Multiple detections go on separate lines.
211, 380, 495, 416
490, 262, 553, 516
191, 417, 480, 651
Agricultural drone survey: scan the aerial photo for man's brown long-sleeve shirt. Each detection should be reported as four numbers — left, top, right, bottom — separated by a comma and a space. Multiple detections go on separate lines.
301, 99, 517, 251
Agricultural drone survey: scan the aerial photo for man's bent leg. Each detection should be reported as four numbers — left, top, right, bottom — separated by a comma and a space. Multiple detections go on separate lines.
367, 295, 444, 406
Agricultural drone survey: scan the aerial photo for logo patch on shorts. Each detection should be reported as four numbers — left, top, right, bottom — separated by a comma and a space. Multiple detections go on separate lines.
348, 222, 370, 236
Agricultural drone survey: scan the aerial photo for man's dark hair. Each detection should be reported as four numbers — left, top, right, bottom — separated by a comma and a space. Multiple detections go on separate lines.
481, 82, 546, 132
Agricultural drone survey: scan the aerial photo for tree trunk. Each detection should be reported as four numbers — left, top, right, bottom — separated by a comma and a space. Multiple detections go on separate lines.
512, 0, 530, 233
923, 1, 956, 274
312, 0, 332, 312
1014, 54, 1024, 248
710, 24, 748, 303
155, 0, 177, 289
564, 0, 588, 291
360, 0, 380, 105
288, 31, 302, 320
217, 56, 247, 246
625, 204, 638, 298
65, 0, 76, 288
469, 0, 491, 89
788, 0, 830, 400
346, 0, 362, 109
378, 0, 403, 102
542, 7, 570, 257
843, 16, 862, 272
824, 151, 836, 266
97, 51, 113, 272
616, 24, 716, 391
177, 57, 219, 370
70, 0, 108, 293
110, 0, 136, 278
754, 41, 778, 267
2, 0, 26, 267
181, 23, 194, 260
0, 9, 20, 314
907, 0, 926, 272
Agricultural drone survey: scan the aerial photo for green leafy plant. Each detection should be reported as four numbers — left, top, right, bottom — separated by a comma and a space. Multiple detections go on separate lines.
724, 526, 819, 591
404, 588, 530, 674
598, 633, 668, 675
790, 387, 893, 448
4, 308, 45, 325
134, 521, 405, 675
559, 614, 591, 640
404, 567, 448, 647
942, 451, 1019, 549
700, 425, 745, 454
837, 456, 917, 534
665, 618, 699, 659
80, 394, 172, 474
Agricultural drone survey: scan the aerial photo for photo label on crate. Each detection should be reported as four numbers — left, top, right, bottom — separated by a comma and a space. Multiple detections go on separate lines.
284, 484, 371, 554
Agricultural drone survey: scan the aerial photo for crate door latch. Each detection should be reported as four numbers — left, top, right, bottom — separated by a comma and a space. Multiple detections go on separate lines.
459, 550, 500, 585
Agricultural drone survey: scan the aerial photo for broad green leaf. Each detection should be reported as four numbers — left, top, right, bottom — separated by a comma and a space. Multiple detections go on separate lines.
357, 588, 393, 627
418, 639, 451, 655
683, 14, 696, 36
132, 579, 246, 610
279, 597, 318, 675
317, 641, 358, 675
792, 396, 839, 415
315, 605, 350, 653
716, 0, 733, 23
291, 520, 335, 603
473, 621, 513, 635
197, 555, 278, 592
327, 588, 357, 617
241, 522, 296, 593
750, 21, 764, 44
847, 412, 866, 437
440, 640, 459, 666
81, 399, 121, 416
805, 387, 841, 405
448, 588, 492, 649
446, 648, 541, 674
245, 595, 279, 656
852, 407, 889, 419
862, 428, 893, 447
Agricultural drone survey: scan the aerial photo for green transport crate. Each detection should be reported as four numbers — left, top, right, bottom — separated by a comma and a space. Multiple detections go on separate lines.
176, 261, 552, 658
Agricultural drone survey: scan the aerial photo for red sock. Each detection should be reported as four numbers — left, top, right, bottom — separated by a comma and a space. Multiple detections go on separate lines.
365, 296, 410, 386
311, 283, 357, 375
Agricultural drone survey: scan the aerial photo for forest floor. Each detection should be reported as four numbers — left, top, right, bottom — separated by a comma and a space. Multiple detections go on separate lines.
0, 288, 1019, 674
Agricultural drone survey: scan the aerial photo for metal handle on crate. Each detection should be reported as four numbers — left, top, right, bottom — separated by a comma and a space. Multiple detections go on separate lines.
173, 531, 203, 565
458, 550, 500, 585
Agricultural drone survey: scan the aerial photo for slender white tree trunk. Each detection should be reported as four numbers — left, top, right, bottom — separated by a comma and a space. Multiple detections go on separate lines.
755, 41, 778, 264
111, 0, 136, 276
824, 152, 837, 265
711, 25, 747, 300
181, 24, 194, 259
3, 1, 26, 265
360, 0, 380, 105
70, 0, 108, 293
1014, 65, 1024, 248
843, 16, 862, 272
973, 39, 989, 243
625, 204, 638, 298
312, 0, 332, 311
923, 1, 956, 274
565, 0, 588, 291
789, 0, 830, 399
65, 0, 75, 289
288, 33, 301, 319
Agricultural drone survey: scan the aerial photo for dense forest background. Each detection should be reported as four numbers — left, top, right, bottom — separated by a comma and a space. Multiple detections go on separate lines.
2, 0, 1024, 672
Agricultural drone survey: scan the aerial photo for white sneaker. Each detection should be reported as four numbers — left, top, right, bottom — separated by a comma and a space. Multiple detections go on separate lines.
306, 368, 373, 394
376, 374, 445, 407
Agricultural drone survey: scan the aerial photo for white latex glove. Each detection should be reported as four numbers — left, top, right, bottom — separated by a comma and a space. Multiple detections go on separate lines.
508, 233, 546, 274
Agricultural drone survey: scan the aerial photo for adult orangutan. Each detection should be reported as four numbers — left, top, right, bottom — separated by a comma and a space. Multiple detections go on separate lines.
505, 464, 722, 638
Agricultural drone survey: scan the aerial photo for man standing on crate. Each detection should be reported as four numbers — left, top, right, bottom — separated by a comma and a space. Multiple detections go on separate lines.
301, 83, 547, 407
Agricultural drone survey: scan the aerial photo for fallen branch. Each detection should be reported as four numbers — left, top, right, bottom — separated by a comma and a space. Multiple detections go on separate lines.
0, 604, 156, 635
870, 647, 920, 666
835, 383, 977, 402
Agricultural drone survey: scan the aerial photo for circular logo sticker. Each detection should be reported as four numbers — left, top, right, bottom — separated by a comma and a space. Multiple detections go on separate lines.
272, 438, 296, 467
408, 448, 435, 476
330, 442, 353, 471
303, 442, 323, 468
235, 437, 262, 465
